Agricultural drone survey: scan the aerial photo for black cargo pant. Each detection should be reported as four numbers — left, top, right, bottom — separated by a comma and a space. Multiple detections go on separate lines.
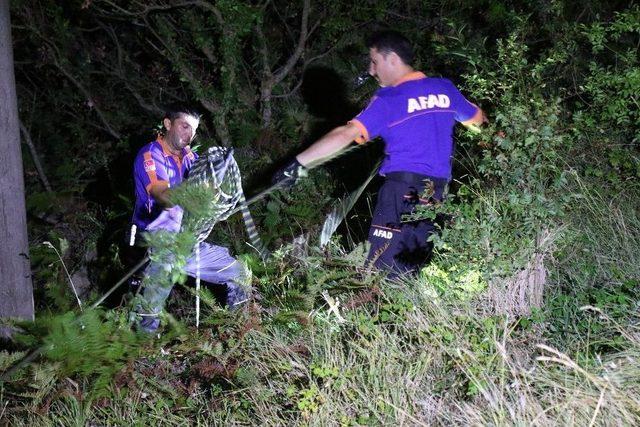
366, 172, 448, 278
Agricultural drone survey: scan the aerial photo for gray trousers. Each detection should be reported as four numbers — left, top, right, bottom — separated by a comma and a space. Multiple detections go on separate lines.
140, 242, 246, 315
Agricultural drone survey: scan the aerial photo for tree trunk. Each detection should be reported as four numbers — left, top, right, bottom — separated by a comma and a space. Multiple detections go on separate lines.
0, 1, 35, 322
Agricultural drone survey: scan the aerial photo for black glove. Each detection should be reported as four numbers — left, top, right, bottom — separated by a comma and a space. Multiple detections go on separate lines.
272, 158, 308, 188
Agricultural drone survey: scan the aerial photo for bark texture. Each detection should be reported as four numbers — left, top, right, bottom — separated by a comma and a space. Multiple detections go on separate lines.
0, 2, 35, 321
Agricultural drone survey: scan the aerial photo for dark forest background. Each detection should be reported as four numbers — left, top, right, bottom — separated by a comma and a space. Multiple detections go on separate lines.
2, 0, 639, 425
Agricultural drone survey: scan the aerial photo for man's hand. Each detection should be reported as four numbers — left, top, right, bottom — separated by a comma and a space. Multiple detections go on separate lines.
271, 158, 308, 189
461, 106, 488, 133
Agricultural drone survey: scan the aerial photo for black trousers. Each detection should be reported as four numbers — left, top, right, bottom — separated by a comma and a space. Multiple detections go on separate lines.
366, 172, 448, 277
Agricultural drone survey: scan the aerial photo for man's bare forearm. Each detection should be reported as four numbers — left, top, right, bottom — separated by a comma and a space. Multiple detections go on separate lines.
296, 123, 362, 167
149, 183, 173, 208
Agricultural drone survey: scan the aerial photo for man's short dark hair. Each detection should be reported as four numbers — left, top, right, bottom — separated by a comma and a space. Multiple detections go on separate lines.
366, 30, 414, 65
163, 103, 201, 122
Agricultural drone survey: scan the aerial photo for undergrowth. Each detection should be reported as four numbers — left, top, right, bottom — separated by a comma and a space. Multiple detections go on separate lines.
2, 11, 640, 427
2, 179, 639, 425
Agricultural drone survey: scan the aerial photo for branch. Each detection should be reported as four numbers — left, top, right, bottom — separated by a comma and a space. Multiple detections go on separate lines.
122, 78, 165, 115
270, 0, 295, 43
273, 0, 310, 85
188, 0, 225, 26
274, 19, 372, 100
99, 21, 123, 72
20, 121, 53, 193
50, 55, 122, 140
95, 0, 201, 17
100, 22, 164, 115
255, 22, 272, 83
28, 22, 123, 140
144, 17, 215, 104
271, 78, 305, 99
142, 13, 232, 144
200, 44, 218, 66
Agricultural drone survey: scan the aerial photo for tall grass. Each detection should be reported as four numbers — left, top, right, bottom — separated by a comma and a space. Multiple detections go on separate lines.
2, 180, 639, 426
556, 175, 640, 288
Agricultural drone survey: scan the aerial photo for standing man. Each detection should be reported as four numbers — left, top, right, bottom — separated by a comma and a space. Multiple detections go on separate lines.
273, 30, 485, 277
131, 105, 246, 333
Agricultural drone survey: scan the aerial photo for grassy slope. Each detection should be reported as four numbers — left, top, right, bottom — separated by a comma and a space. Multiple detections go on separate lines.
1, 180, 639, 426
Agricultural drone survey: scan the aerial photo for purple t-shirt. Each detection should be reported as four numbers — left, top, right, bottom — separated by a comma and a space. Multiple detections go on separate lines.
351, 72, 478, 179
132, 137, 197, 230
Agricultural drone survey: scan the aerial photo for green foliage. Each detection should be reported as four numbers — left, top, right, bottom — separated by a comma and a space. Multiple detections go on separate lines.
9, 308, 143, 400
0, 351, 28, 372
25, 192, 60, 215
27, 238, 81, 311
544, 282, 638, 351
571, 7, 640, 183
420, 263, 487, 300
414, 32, 573, 291
5, 2, 640, 425
257, 170, 334, 245
6, 212, 640, 424
140, 230, 195, 291
43, 309, 142, 395
540, 179, 640, 354
429, 314, 507, 397
296, 384, 322, 417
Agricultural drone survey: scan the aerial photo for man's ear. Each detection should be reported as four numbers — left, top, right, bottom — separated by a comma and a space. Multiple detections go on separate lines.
163, 118, 172, 131
389, 51, 400, 66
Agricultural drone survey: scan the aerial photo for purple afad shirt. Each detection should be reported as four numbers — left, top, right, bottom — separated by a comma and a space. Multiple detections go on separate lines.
351, 72, 478, 179
132, 137, 197, 230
